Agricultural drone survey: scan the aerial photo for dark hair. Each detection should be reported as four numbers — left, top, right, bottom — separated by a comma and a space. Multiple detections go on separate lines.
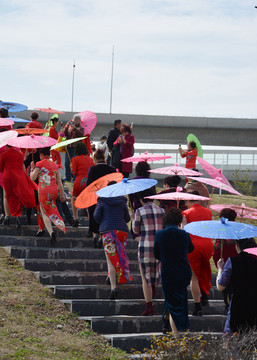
39, 147, 50, 156
75, 142, 89, 156
187, 190, 200, 196
52, 117, 59, 124
122, 123, 132, 134
238, 238, 257, 251
219, 208, 237, 222
188, 141, 197, 149
164, 175, 181, 188
114, 119, 122, 127
94, 149, 105, 162
100, 135, 107, 141
0, 127, 9, 132
135, 161, 151, 178
31, 112, 39, 120
137, 187, 156, 203
0, 108, 9, 118
108, 181, 117, 186
163, 208, 183, 227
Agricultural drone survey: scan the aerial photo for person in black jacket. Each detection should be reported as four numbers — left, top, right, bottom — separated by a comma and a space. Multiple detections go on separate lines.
106, 119, 122, 168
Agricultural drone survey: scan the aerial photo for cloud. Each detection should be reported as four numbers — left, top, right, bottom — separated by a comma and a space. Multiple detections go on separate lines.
1, 0, 257, 117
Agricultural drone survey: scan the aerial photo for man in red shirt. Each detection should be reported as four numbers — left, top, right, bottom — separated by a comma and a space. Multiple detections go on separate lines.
183, 192, 213, 316
179, 141, 197, 169
25, 112, 42, 129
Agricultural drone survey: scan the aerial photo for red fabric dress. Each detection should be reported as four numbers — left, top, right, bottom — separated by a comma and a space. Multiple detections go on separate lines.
71, 154, 94, 197
183, 203, 213, 296
114, 134, 135, 174
36, 158, 66, 233
181, 149, 197, 169
25, 120, 43, 129
0, 147, 37, 216
49, 126, 63, 169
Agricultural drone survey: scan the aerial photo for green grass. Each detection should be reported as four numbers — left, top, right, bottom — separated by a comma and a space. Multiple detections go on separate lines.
0, 247, 128, 360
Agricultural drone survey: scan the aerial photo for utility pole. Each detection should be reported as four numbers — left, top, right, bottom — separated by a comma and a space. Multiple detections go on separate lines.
71, 59, 75, 112
110, 46, 114, 114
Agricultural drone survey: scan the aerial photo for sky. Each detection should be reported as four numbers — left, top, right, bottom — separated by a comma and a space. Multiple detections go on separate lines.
1, 0, 257, 118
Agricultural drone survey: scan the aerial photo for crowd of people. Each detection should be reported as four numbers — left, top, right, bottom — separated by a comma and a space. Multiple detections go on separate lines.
0, 110, 257, 339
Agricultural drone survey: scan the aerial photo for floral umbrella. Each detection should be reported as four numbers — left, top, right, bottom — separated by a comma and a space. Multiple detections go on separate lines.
210, 203, 257, 221
78, 111, 97, 135
7, 134, 57, 149
34, 107, 65, 114
244, 248, 257, 257
187, 133, 203, 158
148, 163, 203, 177
0, 101, 28, 112
0, 130, 18, 147
145, 191, 210, 208
187, 176, 243, 196
0, 118, 14, 126
75, 172, 123, 209
121, 151, 171, 163
97, 178, 157, 197
197, 156, 231, 187
15, 128, 49, 135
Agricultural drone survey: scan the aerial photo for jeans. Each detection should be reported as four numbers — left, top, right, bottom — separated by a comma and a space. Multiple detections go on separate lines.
65, 147, 75, 181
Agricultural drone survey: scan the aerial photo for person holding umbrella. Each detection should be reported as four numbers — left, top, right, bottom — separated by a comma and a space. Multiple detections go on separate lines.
25, 112, 43, 129
216, 238, 257, 335
182, 191, 213, 315
179, 141, 197, 169
30, 147, 66, 243
49, 116, 63, 169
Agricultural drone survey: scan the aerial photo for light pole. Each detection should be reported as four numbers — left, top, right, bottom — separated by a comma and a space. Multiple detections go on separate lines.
71, 59, 75, 112
110, 46, 114, 114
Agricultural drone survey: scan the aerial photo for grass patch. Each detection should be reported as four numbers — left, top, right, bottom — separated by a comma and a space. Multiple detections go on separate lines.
0, 247, 128, 360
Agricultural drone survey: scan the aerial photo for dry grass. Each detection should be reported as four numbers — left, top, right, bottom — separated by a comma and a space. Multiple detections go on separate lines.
0, 247, 128, 360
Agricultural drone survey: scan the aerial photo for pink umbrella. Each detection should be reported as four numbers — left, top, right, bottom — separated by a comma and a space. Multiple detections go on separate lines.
244, 248, 257, 257
0, 130, 18, 147
197, 156, 231, 187
7, 134, 57, 149
145, 191, 210, 208
78, 111, 97, 135
210, 203, 257, 220
121, 151, 171, 163
149, 163, 203, 176
187, 176, 243, 196
0, 118, 14, 127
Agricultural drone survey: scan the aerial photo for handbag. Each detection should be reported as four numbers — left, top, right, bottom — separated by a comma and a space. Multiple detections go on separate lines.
111, 145, 121, 168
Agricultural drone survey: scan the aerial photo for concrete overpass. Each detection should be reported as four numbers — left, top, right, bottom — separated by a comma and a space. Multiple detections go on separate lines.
16, 110, 257, 147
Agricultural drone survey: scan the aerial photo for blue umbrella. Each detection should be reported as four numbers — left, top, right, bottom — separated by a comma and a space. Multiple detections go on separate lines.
0, 101, 28, 112
7, 116, 29, 123
96, 178, 157, 197
184, 217, 257, 240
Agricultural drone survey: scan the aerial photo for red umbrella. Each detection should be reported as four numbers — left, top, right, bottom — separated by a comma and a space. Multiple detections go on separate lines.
15, 128, 48, 135
146, 191, 210, 208
187, 176, 243, 196
121, 151, 171, 163
148, 163, 203, 176
78, 111, 97, 135
34, 107, 65, 114
210, 203, 257, 221
197, 156, 231, 187
7, 134, 57, 149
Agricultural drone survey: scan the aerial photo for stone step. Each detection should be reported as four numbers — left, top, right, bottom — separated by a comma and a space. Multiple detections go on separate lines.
103, 331, 223, 353
21, 259, 140, 273
51, 284, 223, 301
80, 314, 226, 334
4, 246, 138, 261
0, 225, 89, 238
0, 234, 138, 250
36, 271, 142, 286
61, 299, 224, 317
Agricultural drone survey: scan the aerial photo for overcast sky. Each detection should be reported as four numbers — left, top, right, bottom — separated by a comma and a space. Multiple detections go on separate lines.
1, 0, 257, 118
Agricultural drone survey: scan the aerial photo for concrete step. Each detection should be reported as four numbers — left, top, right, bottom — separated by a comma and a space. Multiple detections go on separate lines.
36, 271, 141, 286
80, 314, 226, 334
4, 246, 138, 261
61, 299, 224, 317
51, 284, 223, 301
103, 331, 223, 353
22, 259, 140, 273
0, 224, 89, 238
0, 234, 138, 250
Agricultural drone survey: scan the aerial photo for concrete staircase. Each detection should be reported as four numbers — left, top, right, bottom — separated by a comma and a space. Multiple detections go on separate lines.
0, 215, 226, 353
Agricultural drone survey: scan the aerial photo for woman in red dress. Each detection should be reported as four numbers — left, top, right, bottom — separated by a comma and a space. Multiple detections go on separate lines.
0, 146, 37, 227
179, 141, 198, 169
30, 147, 66, 244
71, 142, 94, 227
49, 117, 63, 169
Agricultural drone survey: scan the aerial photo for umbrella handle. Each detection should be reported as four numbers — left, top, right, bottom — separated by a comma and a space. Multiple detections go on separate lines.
220, 239, 224, 259
66, 149, 71, 162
